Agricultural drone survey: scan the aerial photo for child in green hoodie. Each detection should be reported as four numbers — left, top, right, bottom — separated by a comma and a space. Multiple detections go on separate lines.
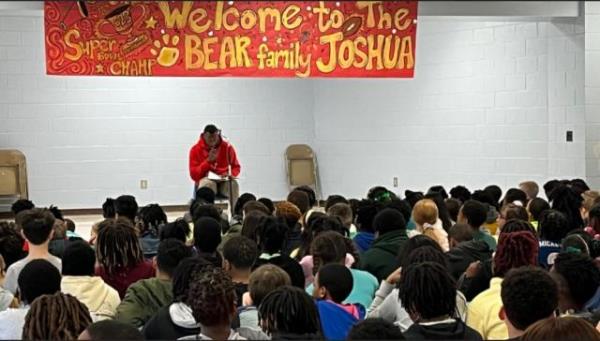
115, 239, 192, 327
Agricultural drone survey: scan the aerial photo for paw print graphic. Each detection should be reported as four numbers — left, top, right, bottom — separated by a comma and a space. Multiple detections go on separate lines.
150, 34, 180, 67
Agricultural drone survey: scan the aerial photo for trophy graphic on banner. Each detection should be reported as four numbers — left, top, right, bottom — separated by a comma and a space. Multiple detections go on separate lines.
96, 3, 150, 56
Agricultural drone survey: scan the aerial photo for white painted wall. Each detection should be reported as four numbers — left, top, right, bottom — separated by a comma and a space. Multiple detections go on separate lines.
0, 14, 590, 207
585, 2, 600, 189
0, 16, 314, 208
418, 1, 579, 17
0, 1, 581, 17
313, 17, 586, 198
546, 17, 586, 180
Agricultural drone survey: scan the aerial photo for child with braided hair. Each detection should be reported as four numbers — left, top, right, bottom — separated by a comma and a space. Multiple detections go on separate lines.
258, 286, 321, 339
398, 262, 482, 340
22, 292, 92, 340
94, 218, 155, 299
458, 219, 537, 301
466, 230, 539, 340
368, 238, 469, 332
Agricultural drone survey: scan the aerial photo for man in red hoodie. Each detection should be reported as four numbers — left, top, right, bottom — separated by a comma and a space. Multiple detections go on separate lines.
189, 124, 241, 206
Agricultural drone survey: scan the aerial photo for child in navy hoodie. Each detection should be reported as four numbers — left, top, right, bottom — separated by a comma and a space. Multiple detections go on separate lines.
313, 263, 365, 340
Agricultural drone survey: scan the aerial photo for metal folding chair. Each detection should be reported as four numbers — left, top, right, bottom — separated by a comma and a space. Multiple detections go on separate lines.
0, 150, 28, 213
285, 144, 321, 201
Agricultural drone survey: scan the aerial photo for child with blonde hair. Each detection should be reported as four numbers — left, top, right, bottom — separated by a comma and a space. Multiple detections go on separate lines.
412, 199, 449, 251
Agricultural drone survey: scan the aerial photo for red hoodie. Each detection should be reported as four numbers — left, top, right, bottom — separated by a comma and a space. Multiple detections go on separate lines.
189, 134, 241, 183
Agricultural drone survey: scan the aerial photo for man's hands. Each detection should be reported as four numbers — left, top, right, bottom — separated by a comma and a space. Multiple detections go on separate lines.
208, 148, 218, 162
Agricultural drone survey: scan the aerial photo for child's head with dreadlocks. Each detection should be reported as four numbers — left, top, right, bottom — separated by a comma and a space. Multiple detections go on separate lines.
500, 219, 536, 235
493, 231, 539, 278
258, 285, 321, 338
397, 234, 444, 269
95, 218, 144, 275
406, 245, 448, 269
185, 266, 236, 337
398, 261, 457, 323
22, 292, 92, 340
171, 256, 213, 303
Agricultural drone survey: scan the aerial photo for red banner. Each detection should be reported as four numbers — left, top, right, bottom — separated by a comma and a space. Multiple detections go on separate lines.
44, 1, 417, 77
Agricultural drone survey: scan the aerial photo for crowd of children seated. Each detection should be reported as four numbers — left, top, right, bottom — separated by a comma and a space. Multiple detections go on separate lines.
1, 179, 600, 340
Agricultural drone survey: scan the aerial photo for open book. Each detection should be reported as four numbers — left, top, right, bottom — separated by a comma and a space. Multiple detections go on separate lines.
207, 171, 237, 181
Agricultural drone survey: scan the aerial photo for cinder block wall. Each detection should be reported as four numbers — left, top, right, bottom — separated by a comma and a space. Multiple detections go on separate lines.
0, 15, 589, 207
313, 17, 585, 198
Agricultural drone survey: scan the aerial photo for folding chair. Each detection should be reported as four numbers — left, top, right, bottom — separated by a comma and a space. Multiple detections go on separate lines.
0, 150, 28, 213
285, 144, 321, 201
